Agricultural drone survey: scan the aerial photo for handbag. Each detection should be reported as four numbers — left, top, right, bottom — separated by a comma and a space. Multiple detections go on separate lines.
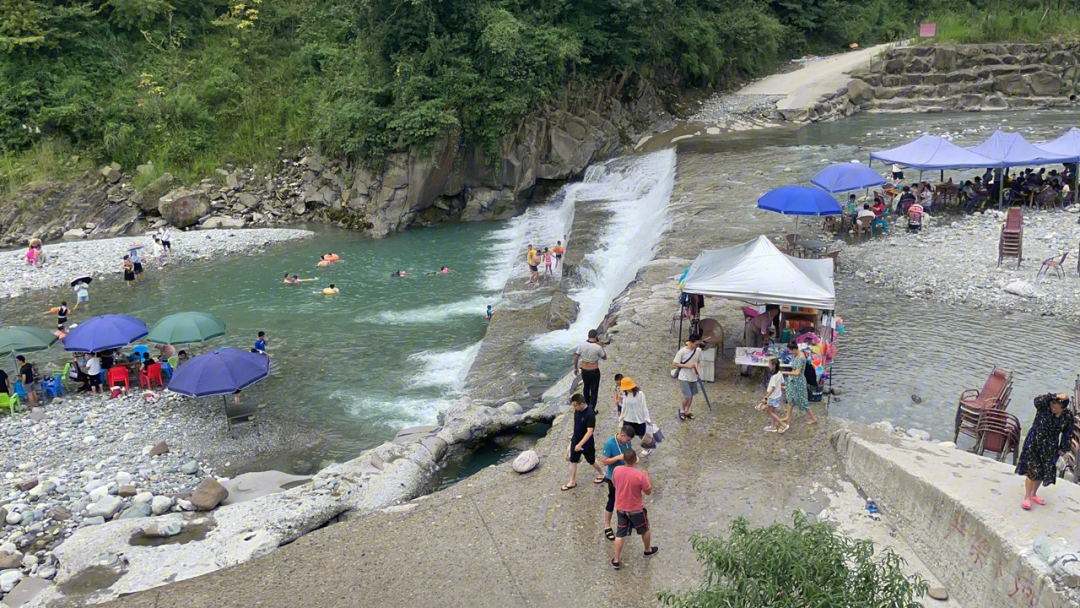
646, 422, 664, 444
671, 348, 698, 379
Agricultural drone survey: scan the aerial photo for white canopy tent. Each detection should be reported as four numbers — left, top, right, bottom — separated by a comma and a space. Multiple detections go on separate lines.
681, 235, 835, 310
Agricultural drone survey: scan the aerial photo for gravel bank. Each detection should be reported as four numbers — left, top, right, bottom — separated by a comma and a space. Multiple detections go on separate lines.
0, 387, 324, 599
688, 93, 784, 124
2, 228, 312, 299
844, 208, 1080, 317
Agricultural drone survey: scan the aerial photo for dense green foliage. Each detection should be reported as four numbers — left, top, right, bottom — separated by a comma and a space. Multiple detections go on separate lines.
926, 0, 1080, 43
657, 512, 930, 608
0, 0, 1076, 185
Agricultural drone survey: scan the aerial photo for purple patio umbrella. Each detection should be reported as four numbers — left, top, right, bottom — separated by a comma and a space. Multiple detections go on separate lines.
167, 348, 270, 397
62, 314, 148, 352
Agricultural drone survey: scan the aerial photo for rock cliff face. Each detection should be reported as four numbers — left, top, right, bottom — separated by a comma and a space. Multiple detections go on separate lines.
851, 43, 1080, 114
0, 84, 668, 246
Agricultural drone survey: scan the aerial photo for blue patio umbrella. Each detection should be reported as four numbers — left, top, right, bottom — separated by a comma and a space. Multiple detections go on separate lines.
167, 348, 270, 397
62, 314, 148, 352
757, 185, 843, 239
811, 163, 887, 193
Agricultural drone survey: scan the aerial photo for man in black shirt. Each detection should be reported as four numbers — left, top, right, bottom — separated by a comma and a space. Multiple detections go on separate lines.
16, 355, 37, 408
563, 393, 604, 490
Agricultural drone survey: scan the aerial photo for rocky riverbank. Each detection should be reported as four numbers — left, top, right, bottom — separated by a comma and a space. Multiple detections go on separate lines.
844, 207, 1080, 318
0, 228, 311, 300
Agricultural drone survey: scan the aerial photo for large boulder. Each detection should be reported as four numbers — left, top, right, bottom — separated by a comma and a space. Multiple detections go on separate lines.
846, 79, 874, 106
1028, 71, 1063, 96
512, 450, 539, 474
993, 73, 1028, 95
130, 173, 178, 213
158, 188, 210, 228
546, 292, 580, 331
190, 477, 229, 511
198, 216, 246, 229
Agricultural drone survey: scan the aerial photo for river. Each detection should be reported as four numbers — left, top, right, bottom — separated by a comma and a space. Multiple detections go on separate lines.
5, 108, 1079, 472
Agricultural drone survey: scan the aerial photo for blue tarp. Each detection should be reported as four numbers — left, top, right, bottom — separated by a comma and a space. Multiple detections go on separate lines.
810, 162, 887, 193
757, 185, 842, 216
1036, 127, 1080, 159
966, 130, 1079, 167
870, 135, 997, 170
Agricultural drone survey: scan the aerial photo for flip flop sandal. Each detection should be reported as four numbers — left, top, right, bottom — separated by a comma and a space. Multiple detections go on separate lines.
610, 559, 621, 570
1031, 496, 1046, 505
604, 528, 616, 541
1021, 499, 1032, 510
644, 547, 659, 557
763, 426, 778, 432
685, 412, 695, 420
779, 424, 790, 434
678, 412, 686, 421
561, 484, 577, 491
593, 476, 606, 484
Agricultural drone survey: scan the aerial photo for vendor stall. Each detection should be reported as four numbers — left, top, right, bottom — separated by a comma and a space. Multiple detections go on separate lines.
680, 236, 840, 398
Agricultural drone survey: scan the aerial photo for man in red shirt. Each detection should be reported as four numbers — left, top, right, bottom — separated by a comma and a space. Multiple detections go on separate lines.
610, 449, 657, 569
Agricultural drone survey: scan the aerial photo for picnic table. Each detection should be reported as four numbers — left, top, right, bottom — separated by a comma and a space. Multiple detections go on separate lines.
734, 345, 793, 369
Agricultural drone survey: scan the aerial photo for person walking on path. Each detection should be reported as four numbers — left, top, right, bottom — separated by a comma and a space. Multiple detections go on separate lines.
1016, 393, 1075, 510
563, 393, 605, 491
574, 329, 607, 412
780, 342, 818, 426
73, 281, 90, 311
158, 226, 172, 254
16, 355, 38, 409
618, 377, 652, 447
552, 240, 565, 269
758, 358, 789, 433
611, 448, 657, 569
671, 334, 702, 421
600, 425, 636, 541
526, 244, 540, 286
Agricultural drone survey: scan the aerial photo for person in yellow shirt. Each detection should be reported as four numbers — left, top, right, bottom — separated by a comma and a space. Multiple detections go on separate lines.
526, 244, 540, 286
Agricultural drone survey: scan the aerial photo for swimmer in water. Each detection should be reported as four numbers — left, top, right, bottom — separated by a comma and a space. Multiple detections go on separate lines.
283, 273, 294, 284
392, 270, 407, 277
293, 274, 315, 283
323, 284, 339, 295
426, 266, 452, 276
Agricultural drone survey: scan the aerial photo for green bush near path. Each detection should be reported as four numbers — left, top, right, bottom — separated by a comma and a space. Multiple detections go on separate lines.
2, 0, 1074, 195
924, 0, 1080, 44
657, 511, 930, 608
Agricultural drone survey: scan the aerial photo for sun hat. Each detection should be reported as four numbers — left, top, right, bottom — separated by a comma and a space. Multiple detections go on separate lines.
620, 377, 637, 391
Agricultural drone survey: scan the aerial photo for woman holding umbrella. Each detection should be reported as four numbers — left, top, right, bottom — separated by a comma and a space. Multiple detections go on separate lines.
72, 277, 91, 311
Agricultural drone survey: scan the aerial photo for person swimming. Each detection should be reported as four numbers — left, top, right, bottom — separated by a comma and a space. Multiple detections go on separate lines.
426, 266, 452, 276
392, 269, 407, 277
292, 274, 314, 283
322, 284, 339, 295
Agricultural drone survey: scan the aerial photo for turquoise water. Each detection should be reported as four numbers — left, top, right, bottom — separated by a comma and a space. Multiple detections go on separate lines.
5, 223, 505, 466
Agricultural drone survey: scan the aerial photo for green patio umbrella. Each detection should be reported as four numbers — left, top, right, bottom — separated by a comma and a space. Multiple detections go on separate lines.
0, 326, 59, 358
146, 312, 227, 346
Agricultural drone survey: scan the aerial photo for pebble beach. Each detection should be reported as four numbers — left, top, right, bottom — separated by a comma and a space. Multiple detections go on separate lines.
844, 207, 1080, 318
1, 228, 313, 301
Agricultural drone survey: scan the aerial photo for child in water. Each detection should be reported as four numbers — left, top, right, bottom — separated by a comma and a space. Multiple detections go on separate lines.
543, 248, 553, 276
485, 305, 494, 320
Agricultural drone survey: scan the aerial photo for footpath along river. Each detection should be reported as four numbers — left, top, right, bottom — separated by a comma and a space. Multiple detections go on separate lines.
7, 109, 1080, 478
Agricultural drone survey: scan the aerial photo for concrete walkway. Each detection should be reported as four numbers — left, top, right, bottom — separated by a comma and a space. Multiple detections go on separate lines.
737, 43, 897, 110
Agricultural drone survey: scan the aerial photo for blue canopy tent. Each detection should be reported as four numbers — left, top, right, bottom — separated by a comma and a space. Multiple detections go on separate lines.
966, 130, 1079, 205
869, 135, 997, 171
1036, 127, 1080, 194
811, 162, 886, 193
757, 185, 842, 239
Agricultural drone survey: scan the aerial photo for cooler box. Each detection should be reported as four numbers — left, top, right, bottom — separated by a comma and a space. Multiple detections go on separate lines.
700, 347, 716, 382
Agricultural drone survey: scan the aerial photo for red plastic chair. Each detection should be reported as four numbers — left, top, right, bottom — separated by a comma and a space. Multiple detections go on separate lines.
107, 366, 130, 390
140, 363, 164, 389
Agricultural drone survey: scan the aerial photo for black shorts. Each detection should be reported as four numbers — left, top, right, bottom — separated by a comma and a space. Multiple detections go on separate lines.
528, 265, 538, 272
124, 272, 135, 282
626, 421, 646, 441
616, 508, 649, 537
555, 254, 562, 259
892, 171, 904, 180
88, 375, 102, 389
606, 477, 616, 513
162, 240, 171, 249
133, 262, 144, 275
569, 441, 595, 464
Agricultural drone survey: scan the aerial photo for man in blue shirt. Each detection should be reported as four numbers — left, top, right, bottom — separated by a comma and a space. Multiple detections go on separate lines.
600, 424, 636, 541
253, 331, 272, 358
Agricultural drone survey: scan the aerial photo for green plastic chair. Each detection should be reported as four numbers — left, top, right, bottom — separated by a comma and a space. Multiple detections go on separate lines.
0, 392, 22, 416
52, 362, 72, 392
168, 355, 178, 368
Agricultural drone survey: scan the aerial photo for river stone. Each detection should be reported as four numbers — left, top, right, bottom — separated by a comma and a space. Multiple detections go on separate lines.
133, 492, 154, 504
546, 292, 580, 331
499, 401, 524, 416
905, 428, 931, 441
181, 461, 200, 475
5, 575, 51, 606
151, 495, 174, 515
0, 570, 23, 592
62, 229, 87, 240
119, 502, 152, 520
149, 441, 170, 456
190, 477, 229, 510
82, 516, 106, 526
927, 587, 949, 601
1003, 279, 1036, 297
117, 485, 137, 497
86, 495, 123, 518
6, 511, 22, 525
0, 553, 22, 569
115, 472, 133, 485
512, 450, 539, 474
220, 471, 311, 506
15, 479, 37, 492
143, 521, 183, 538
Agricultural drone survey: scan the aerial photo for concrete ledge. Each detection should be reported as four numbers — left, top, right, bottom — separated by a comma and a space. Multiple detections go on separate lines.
833, 423, 1079, 608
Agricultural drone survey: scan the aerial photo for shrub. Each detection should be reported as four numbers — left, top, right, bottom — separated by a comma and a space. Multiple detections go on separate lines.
657, 511, 930, 608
